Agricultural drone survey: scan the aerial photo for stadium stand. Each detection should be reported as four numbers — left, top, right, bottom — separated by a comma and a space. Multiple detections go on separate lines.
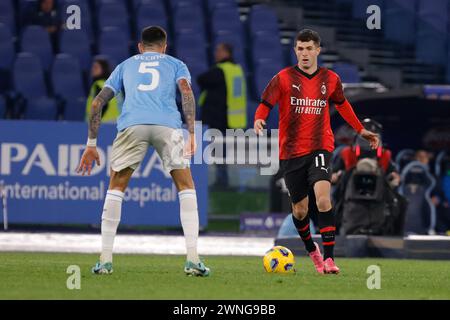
0, 95, 6, 118
384, 0, 416, 46
51, 53, 86, 100
332, 62, 361, 83
63, 97, 86, 121
400, 161, 437, 235
99, 26, 130, 67
20, 25, 54, 71
59, 29, 92, 72
0, 0, 15, 35
24, 96, 58, 120
135, 3, 168, 41
0, 0, 448, 120
13, 52, 48, 100
98, 1, 130, 36
0, 23, 14, 94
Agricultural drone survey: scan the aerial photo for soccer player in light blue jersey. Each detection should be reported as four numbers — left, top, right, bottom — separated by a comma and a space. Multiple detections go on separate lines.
77, 26, 209, 277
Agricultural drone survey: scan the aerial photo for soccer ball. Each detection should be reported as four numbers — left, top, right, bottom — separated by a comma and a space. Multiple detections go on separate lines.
263, 246, 296, 273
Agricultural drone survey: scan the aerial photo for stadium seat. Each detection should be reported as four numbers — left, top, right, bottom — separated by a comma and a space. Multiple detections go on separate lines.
51, 54, 85, 100
64, 0, 89, 5
395, 149, 416, 173
416, 25, 447, 66
207, 0, 238, 13
253, 62, 283, 99
99, 27, 130, 66
135, 4, 168, 39
251, 34, 284, 68
13, 52, 47, 99
18, 0, 38, 20
59, 29, 92, 72
133, 0, 165, 11
384, 0, 416, 46
173, 6, 205, 34
175, 34, 208, 64
0, 95, 6, 118
20, 25, 54, 71
289, 49, 297, 66
0, 24, 14, 93
418, 0, 448, 33
24, 96, 57, 120
98, 2, 130, 36
332, 62, 360, 83
64, 96, 86, 121
186, 61, 208, 97
175, 33, 206, 48
0, 0, 15, 35
400, 161, 437, 235
245, 98, 259, 130
211, 7, 242, 36
248, 4, 279, 36
176, 49, 208, 72
170, 0, 202, 10
416, 0, 447, 66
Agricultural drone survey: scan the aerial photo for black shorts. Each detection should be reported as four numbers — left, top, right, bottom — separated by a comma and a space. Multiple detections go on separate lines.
280, 150, 332, 204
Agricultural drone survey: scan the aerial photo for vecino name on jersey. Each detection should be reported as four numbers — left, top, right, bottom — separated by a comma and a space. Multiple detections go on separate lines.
133, 54, 166, 61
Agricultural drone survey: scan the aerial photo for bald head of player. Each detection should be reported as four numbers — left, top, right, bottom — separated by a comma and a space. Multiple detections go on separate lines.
294, 29, 321, 73
138, 26, 168, 54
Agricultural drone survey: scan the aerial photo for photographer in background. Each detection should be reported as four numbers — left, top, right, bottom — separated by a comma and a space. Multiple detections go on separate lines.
332, 119, 405, 235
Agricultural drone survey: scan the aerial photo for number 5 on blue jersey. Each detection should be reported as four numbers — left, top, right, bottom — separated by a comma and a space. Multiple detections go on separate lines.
103, 52, 192, 132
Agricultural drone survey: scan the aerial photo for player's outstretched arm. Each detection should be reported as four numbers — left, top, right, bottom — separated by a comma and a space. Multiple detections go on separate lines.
177, 79, 196, 157
334, 99, 379, 149
77, 87, 115, 175
254, 118, 266, 136
253, 74, 280, 136
359, 128, 380, 149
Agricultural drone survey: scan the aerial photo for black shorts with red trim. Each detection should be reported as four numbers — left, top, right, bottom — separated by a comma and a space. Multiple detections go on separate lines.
280, 150, 332, 204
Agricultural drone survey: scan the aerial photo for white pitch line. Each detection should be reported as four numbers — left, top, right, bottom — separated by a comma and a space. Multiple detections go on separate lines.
0, 232, 275, 256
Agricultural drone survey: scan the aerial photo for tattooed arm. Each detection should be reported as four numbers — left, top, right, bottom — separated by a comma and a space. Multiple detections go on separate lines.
178, 79, 196, 134
178, 79, 196, 156
77, 87, 115, 176
88, 87, 115, 140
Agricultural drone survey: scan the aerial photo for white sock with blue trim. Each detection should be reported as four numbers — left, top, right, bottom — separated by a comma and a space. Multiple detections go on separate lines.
179, 189, 200, 264
100, 189, 124, 264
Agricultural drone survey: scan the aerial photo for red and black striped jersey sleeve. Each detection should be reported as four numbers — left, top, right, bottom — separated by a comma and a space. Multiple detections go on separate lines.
330, 74, 364, 133
329, 74, 346, 105
260, 74, 281, 109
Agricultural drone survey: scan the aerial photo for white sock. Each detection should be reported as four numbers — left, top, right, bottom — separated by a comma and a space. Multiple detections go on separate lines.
179, 189, 200, 264
100, 189, 124, 264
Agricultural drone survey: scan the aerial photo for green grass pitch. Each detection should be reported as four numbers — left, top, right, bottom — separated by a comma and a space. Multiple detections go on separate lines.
0, 252, 449, 299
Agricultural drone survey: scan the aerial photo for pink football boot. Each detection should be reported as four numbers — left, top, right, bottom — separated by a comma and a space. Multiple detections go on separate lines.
323, 257, 340, 274
309, 242, 324, 274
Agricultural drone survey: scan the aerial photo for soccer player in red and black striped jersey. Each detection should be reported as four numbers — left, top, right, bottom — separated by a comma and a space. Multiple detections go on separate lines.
254, 29, 379, 274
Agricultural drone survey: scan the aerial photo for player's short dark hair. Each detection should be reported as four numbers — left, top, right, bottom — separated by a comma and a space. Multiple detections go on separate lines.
295, 29, 321, 47
141, 26, 167, 47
